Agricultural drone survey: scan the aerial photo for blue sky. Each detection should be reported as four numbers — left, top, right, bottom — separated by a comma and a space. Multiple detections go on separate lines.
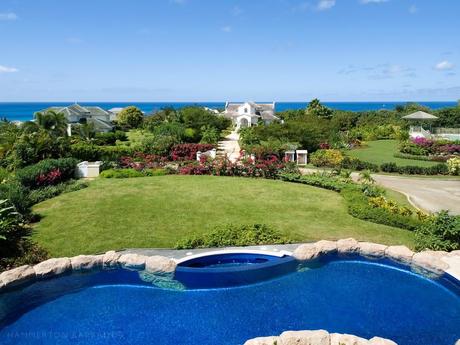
0, 0, 459, 102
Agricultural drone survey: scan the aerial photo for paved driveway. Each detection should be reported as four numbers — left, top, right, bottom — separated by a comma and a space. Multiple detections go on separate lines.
372, 175, 460, 215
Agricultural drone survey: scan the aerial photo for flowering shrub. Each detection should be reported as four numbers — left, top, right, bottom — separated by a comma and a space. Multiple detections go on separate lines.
319, 143, 331, 149
447, 157, 460, 175
368, 196, 413, 217
400, 138, 460, 157
310, 149, 344, 167
15, 158, 78, 189
170, 143, 215, 161
178, 155, 298, 179
36, 169, 62, 187
119, 152, 167, 171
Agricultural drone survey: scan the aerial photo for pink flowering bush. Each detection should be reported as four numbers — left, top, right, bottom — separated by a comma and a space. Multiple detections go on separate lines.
119, 152, 167, 171
178, 155, 298, 179
400, 138, 460, 156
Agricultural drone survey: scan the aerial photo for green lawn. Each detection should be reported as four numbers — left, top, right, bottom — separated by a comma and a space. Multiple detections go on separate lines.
347, 140, 439, 167
32, 175, 414, 256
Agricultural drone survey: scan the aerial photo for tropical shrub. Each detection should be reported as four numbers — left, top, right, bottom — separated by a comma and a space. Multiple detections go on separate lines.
310, 149, 344, 167
116, 106, 144, 129
0, 199, 23, 242
340, 156, 379, 172
368, 196, 413, 217
414, 211, 460, 251
175, 224, 291, 249
15, 158, 78, 189
447, 157, 460, 175
199, 126, 220, 144
94, 131, 128, 145
7, 130, 71, 169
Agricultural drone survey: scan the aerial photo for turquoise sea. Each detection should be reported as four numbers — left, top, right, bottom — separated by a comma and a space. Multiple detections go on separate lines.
0, 101, 456, 122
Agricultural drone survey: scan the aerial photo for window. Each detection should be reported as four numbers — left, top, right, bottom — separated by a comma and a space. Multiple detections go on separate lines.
244, 108, 248, 113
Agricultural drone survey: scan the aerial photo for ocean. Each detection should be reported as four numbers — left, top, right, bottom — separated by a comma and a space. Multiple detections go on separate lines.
0, 101, 457, 122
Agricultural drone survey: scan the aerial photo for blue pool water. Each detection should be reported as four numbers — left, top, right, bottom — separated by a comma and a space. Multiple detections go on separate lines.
0, 101, 456, 121
0, 256, 459, 345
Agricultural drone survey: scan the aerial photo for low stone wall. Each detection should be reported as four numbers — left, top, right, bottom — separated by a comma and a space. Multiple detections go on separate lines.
292, 238, 460, 279
1, 238, 460, 290
244, 329, 397, 345
0, 251, 177, 290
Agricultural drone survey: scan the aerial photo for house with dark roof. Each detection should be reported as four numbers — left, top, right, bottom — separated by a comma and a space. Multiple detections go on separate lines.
36, 103, 116, 133
222, 102, 279, 129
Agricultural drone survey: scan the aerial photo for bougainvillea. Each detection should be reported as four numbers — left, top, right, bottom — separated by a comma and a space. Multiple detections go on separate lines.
36, 169, 62, 187
178, 155, 298, 179
170, 144, 215, 161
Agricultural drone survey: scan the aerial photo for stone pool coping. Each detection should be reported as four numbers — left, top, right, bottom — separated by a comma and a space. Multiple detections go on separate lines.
1, 238, 460, 291
244, 329, 398, 345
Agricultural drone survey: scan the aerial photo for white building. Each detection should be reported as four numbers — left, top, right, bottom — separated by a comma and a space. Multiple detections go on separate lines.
222, 101, 279, 129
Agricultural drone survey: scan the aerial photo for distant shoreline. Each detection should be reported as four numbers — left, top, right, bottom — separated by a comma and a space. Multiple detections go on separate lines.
1, 101, 457, 122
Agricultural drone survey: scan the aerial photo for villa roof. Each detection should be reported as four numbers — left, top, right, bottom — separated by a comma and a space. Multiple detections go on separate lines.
402, 111, 438, 120
37, 104, 111, 119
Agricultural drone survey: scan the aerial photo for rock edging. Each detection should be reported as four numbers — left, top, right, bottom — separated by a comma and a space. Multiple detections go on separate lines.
244, 329, 397, 345
0, 251, 177, 291
293, 238, 460, 278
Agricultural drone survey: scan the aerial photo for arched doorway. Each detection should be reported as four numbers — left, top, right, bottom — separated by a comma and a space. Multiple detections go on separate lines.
239, 117, 249, 128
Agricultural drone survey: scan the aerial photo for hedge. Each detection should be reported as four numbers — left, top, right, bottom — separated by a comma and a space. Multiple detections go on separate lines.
280, 173, 421, 231
70, 143, 136, 162
15, 158, 78, 189
393, 152, 449, 162
380, 162, 449, 175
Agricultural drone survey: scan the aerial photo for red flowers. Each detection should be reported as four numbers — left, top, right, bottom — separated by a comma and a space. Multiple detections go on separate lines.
178, 155, 292, 179
36, 168, 62, 186
119, 152, 166, 171
170, 144, 215, 161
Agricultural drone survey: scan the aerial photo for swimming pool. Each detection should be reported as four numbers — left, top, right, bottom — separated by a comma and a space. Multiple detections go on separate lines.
0, 254, 459, 345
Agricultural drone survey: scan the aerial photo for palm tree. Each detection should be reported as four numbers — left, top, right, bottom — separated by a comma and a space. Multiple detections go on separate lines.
35, 110, 68, 136
359, 170, 375, 184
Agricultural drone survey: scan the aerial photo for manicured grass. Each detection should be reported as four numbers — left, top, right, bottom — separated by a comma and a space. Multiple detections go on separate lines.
347, 140, 440, 167
32, 176, 414, 256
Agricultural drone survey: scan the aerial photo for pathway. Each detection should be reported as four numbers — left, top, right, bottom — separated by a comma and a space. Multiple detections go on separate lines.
217, 130, 240, 162
299, 168, 460, 215
372, 175, 460, 215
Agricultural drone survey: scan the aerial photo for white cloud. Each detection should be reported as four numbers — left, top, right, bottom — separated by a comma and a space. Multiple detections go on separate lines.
317, 0, 335, 10
434, 61, 455, 71
232, 6, 243, 16
0, 12, 17, 21
221, 26, 232, 33
360, 0, 389, 4
0, 65, 18, 73
409, 4, 418, 14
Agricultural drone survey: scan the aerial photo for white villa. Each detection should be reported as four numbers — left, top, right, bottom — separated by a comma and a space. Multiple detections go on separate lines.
37, 103, 116, 133
222, 102, 279, 129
